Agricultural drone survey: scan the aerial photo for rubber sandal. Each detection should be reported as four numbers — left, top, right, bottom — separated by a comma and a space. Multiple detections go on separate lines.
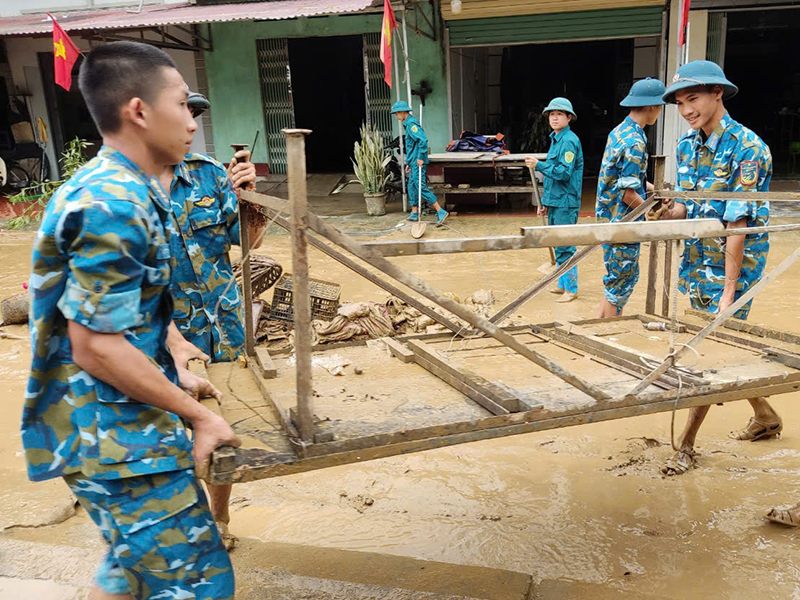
729, 417, 783, 442
766, 502, 800, 527
216, 520, 238, 552
661, 449, 697, 476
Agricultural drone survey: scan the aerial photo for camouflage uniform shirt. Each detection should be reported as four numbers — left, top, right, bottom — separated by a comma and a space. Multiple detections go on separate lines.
675, 112, 771, 319
22, 146, 193, 482
167, 154, 244, 362
596, 116, 648, 223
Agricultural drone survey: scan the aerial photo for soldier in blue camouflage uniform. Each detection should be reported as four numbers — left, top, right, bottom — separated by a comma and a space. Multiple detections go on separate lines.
526, 98, 583, 303
654, 60, 782, 479
22, 42, 239, 599
157, 93, 262, 551
596, 78, 666, 317
391, 100, 449, 226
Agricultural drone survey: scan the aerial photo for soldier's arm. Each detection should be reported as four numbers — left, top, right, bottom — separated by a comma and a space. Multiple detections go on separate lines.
60, 201, 240, 476
167, 321, 210, 367
720, 217, 746, 310
619, 140, 647, 208
535, 140, 578, 182
225, 150, 265, 250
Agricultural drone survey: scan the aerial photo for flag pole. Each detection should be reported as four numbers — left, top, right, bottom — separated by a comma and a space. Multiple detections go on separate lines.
394, 13, 408, 212
401, 6, 412, 107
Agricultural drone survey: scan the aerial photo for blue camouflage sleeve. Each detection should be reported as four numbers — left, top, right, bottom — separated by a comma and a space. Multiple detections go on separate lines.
618, 139, 647, 190
218, 168, 241, 247
57, 200, 152, 333
723, 143, 769, 223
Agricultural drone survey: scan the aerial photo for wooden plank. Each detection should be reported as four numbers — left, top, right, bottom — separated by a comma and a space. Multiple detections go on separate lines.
406, 339, 526, 412
656, 189, 800, 202
239, 203, 255, 356
662, 238, 672, 317
248, 357, 302, 443
413, 355, 510, 416
381, 337, 415, 363
629, 243, 800, 395
209, 374, 800, 484
645, 240, 658, 314
684, 308, 800, 346
285, 129, 314, 444
356, 220, 800, 257
255, 347, 277, 379
488, 199, 658, 325
432, 185, 536, 194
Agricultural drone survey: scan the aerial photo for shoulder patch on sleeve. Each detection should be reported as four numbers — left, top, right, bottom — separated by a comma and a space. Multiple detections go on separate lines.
740, 160, 758, 187
564, 150, 575, 164
411, 125, 419, 133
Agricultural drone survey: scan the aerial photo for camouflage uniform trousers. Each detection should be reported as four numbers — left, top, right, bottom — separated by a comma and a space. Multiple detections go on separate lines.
65, 468, 234, 599
602, 242, 641, 310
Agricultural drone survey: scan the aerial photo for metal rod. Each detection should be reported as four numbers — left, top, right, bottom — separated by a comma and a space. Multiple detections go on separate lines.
628, 242, 800, 396
283, 128, 315, 444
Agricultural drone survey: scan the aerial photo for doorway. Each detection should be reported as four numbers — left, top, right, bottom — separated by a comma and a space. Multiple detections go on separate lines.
288, 35, 367, 173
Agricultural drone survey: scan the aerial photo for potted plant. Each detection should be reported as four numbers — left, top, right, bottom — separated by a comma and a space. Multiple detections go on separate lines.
352, 123, 390, 216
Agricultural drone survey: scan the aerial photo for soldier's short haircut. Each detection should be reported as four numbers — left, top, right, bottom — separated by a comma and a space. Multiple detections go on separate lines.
78, 41, 177, 134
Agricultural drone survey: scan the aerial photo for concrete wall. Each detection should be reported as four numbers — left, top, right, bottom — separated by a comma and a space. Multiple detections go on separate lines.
5, 32, 207, 177
662, 1, 708, 183
204, 9, 450, 168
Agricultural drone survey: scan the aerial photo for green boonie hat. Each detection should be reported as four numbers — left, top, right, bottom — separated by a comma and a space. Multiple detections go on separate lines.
543, 97, 576, 120
620, 78, 666, 107
662, 60, 738, 104
391, 100, 412, 113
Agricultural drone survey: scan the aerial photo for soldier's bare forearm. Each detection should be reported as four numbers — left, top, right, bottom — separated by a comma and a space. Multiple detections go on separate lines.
621, 188, 644, 208
68, 321, 212, 425
722, 218, 747, 302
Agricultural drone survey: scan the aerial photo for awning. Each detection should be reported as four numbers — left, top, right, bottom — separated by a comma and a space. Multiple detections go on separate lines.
0, 0, 377, 37
442, 0, 665, 20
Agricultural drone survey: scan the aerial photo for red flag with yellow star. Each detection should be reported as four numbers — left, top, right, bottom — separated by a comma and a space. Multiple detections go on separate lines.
379, 0, 397, 87
48, 13, 80, 91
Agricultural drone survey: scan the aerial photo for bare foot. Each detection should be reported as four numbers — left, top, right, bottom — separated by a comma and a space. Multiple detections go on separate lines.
766, 502, 800, 527
729, 417, 782, 441
661, 448, 697, 476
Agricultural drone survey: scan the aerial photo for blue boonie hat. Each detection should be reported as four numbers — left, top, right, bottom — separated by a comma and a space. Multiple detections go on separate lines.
662, 60, 738, 104
543, 97, 577, 120
620, 78, 666, 107
391, 100, 413, 114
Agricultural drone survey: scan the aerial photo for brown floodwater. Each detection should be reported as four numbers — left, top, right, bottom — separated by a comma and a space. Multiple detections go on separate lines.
1, 216, 799, 599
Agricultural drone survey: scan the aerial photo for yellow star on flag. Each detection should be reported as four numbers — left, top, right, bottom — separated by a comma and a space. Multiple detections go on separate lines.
54, 38, 67, 60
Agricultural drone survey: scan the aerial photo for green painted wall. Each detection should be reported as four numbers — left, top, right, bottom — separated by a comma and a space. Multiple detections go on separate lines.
204, 9, 449, 167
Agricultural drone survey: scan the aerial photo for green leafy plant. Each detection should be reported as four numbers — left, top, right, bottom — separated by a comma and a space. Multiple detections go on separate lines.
351, 123, 390, 195
6, 137, 90, 229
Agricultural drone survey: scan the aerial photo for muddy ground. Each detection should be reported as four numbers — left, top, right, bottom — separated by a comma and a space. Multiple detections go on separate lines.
1, 197, 800, 599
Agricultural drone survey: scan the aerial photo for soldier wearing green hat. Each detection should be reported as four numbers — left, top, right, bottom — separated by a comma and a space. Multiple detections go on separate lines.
391, 100, 448, 226
652, 61, 784, 493
596, 78, 666, 318
525, 97, 584, 302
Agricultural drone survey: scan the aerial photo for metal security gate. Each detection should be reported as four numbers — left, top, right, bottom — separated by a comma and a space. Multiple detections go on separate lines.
362, 32, 393, 144
256, 38, 295, 174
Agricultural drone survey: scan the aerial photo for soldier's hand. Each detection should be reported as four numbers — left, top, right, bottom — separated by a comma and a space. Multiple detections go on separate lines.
405, 165, 410, 174
228, 150, 256, 191
178, 366, 223, 401
417, 159, 424, 167
537, 205, 547, 217
525, 156, 539, 169
192, 410, 241, 481
170, 338, 209, 369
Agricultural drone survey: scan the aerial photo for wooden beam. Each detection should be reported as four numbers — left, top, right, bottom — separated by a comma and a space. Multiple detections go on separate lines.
209, 374, 800, 484
645, 241, 659, 315
381, 337, 415, 363
662, 239, 673, 317
255, 347, 277, 379
357, 220, 800, 257
248, 356, 302, 443
629, 243, 800, 396
655, 189, 800, 202
239, 203, 255, 357
284, 129, 314, 444
683, 308, 800, 346
406, 339, 527, 413
488, 198, 659, 325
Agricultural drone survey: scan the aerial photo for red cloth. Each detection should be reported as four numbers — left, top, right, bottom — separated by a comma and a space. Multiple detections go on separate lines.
678, 0, 692, 47
379, 0, 397, 87
49, 13, 80, 91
